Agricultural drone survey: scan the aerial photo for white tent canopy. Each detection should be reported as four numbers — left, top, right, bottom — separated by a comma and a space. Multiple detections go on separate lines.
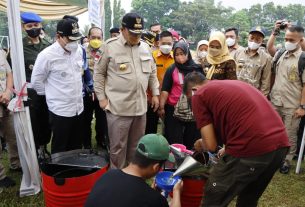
0, 0, 88, 20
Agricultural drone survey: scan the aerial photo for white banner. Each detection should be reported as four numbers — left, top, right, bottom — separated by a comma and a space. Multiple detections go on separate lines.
88, 0, 101, 26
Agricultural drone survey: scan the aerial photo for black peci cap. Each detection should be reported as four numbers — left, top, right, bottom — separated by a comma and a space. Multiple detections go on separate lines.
122, 13, 144, 34
57, 17, 82, 41
109, 27, 120, 34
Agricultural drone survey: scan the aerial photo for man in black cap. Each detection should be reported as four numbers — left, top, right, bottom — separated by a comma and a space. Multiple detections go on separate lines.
94, 13, 160, 169
109, 27, 120, 38
31, 16, 85, 154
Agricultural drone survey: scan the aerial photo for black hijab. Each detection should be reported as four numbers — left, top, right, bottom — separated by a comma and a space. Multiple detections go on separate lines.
173, 41, 203, 76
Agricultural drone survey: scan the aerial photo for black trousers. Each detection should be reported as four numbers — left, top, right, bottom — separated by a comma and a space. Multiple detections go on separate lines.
164, 104, 200, 149
145, 103, 159, 134
49, 111, 84, 154
28, 88, 51, 148
203, 147, 288, 207
83, 94, 108, 148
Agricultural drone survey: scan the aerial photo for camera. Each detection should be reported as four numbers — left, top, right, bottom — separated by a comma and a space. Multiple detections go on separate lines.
279, 20, 288, 30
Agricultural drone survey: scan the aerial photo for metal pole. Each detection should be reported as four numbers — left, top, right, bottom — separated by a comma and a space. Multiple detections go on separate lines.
296, 125, 305, 174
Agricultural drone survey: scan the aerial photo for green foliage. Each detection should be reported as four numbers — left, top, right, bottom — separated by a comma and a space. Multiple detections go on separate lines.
131, 0, 180, 28
113, 0, 126, 28
130, 1, 305, 46
104, 0, 112, 40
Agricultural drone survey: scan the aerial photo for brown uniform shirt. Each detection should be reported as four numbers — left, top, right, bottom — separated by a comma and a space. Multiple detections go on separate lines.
270, 48, 305, 108
94, 35, 159, 116
229, 45, 245, 61
235, 48, 272, 96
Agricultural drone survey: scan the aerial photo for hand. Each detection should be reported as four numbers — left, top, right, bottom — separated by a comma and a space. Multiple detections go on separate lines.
173, 180, 183, 194
274, 20, 282, 30
158, 107, 165, 119
151, 96, 159, 112
0, 91, 11, 105
151, 179, 157, 190
217, 147, 225, 158
295, 108, 305, 118
194, 139, 205, 152
99, 99, 108, 109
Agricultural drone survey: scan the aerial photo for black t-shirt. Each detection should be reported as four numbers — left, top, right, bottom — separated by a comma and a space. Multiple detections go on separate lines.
85, 169, 169, 207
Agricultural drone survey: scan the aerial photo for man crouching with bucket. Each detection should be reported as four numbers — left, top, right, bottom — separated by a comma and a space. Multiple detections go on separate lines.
184, 72, 290, 207
85, 134, 183, 207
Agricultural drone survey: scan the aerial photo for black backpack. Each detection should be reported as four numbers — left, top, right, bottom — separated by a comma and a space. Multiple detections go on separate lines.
272, 48, 305, 83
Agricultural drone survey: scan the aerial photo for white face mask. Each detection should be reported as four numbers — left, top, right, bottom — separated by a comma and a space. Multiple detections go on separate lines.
65, 41, 79, 52
159, 45, 172, 55
248, 41, 261, 50
198, 51, 207, 59
226, 38, 236, 47
285, 41, 299, 51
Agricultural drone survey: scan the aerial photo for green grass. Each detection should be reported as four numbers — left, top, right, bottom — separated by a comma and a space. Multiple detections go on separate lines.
1, 121, 305, 206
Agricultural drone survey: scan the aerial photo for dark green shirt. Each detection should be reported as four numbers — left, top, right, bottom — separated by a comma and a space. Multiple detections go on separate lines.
23, 37, 50, 82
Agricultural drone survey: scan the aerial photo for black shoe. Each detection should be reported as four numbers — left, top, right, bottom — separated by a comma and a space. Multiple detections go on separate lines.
279, 165, 290, 174
0, 176, 16, 188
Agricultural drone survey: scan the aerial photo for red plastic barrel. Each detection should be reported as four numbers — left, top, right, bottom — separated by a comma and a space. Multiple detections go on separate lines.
42, 165, 108, 207
181, 176, 206, 207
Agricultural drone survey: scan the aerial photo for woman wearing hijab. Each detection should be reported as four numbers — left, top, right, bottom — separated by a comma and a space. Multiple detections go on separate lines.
205, 31, 237, 80
159, 41, 203, 149
194, 40, 209, 65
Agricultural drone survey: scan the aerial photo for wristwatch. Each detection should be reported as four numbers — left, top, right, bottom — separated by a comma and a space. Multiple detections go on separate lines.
300, 104, 305, 109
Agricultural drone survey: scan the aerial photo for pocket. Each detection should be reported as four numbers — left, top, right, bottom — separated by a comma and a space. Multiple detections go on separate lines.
140, 56, 152, 73
114, 56, 132, 75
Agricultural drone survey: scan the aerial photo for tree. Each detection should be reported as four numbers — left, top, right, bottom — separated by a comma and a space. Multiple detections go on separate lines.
113, 0, 126, 28
131, 0, 180, 29
104, 0, 112, 39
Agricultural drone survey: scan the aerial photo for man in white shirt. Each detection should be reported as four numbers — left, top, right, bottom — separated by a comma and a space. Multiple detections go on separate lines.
31, 17, 84, 154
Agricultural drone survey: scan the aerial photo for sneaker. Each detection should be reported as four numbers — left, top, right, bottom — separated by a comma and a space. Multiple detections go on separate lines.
279, 164, 290, 174
0, 176, 16, 188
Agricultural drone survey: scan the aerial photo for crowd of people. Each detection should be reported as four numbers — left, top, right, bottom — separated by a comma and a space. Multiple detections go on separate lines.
0, 9, 304, 206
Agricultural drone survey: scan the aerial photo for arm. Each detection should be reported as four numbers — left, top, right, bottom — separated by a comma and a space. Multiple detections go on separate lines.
31, 52, 49, 95
295, 84, 305, 118
200, 124, 218, 151
170, 180, 183, 207
1, 71, 13, 104
149, 55, 160, 112
260, 55, 272, 96
267, 20, 282, 57
158, 67, 174, 117
94, 44, 109, 109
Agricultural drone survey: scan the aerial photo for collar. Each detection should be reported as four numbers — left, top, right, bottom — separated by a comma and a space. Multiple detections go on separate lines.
54, 41, 70, 55
229, 44, 239, 51
23, 36, 44, 46
119, 33, 141, 46
245, 47, 259, 57
156, 50, 174, 58
286, 47, 302, 57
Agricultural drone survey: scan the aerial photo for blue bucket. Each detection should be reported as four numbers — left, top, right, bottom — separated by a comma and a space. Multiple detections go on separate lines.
156, 171, 181, 193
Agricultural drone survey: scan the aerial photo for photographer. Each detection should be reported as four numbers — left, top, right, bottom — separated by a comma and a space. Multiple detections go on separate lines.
269, 25, 305, 174
267, 20, 305, 56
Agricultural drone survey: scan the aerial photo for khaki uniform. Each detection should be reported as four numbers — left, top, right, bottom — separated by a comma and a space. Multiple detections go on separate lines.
270, 48, 305, 163
229, 45, 245, 61
235, 48, 272, 96
94, 34, 159, 168
0, 50, 19, 180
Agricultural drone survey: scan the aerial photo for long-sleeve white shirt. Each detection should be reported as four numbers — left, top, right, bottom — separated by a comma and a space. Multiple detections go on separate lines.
31, 41, 84, 117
